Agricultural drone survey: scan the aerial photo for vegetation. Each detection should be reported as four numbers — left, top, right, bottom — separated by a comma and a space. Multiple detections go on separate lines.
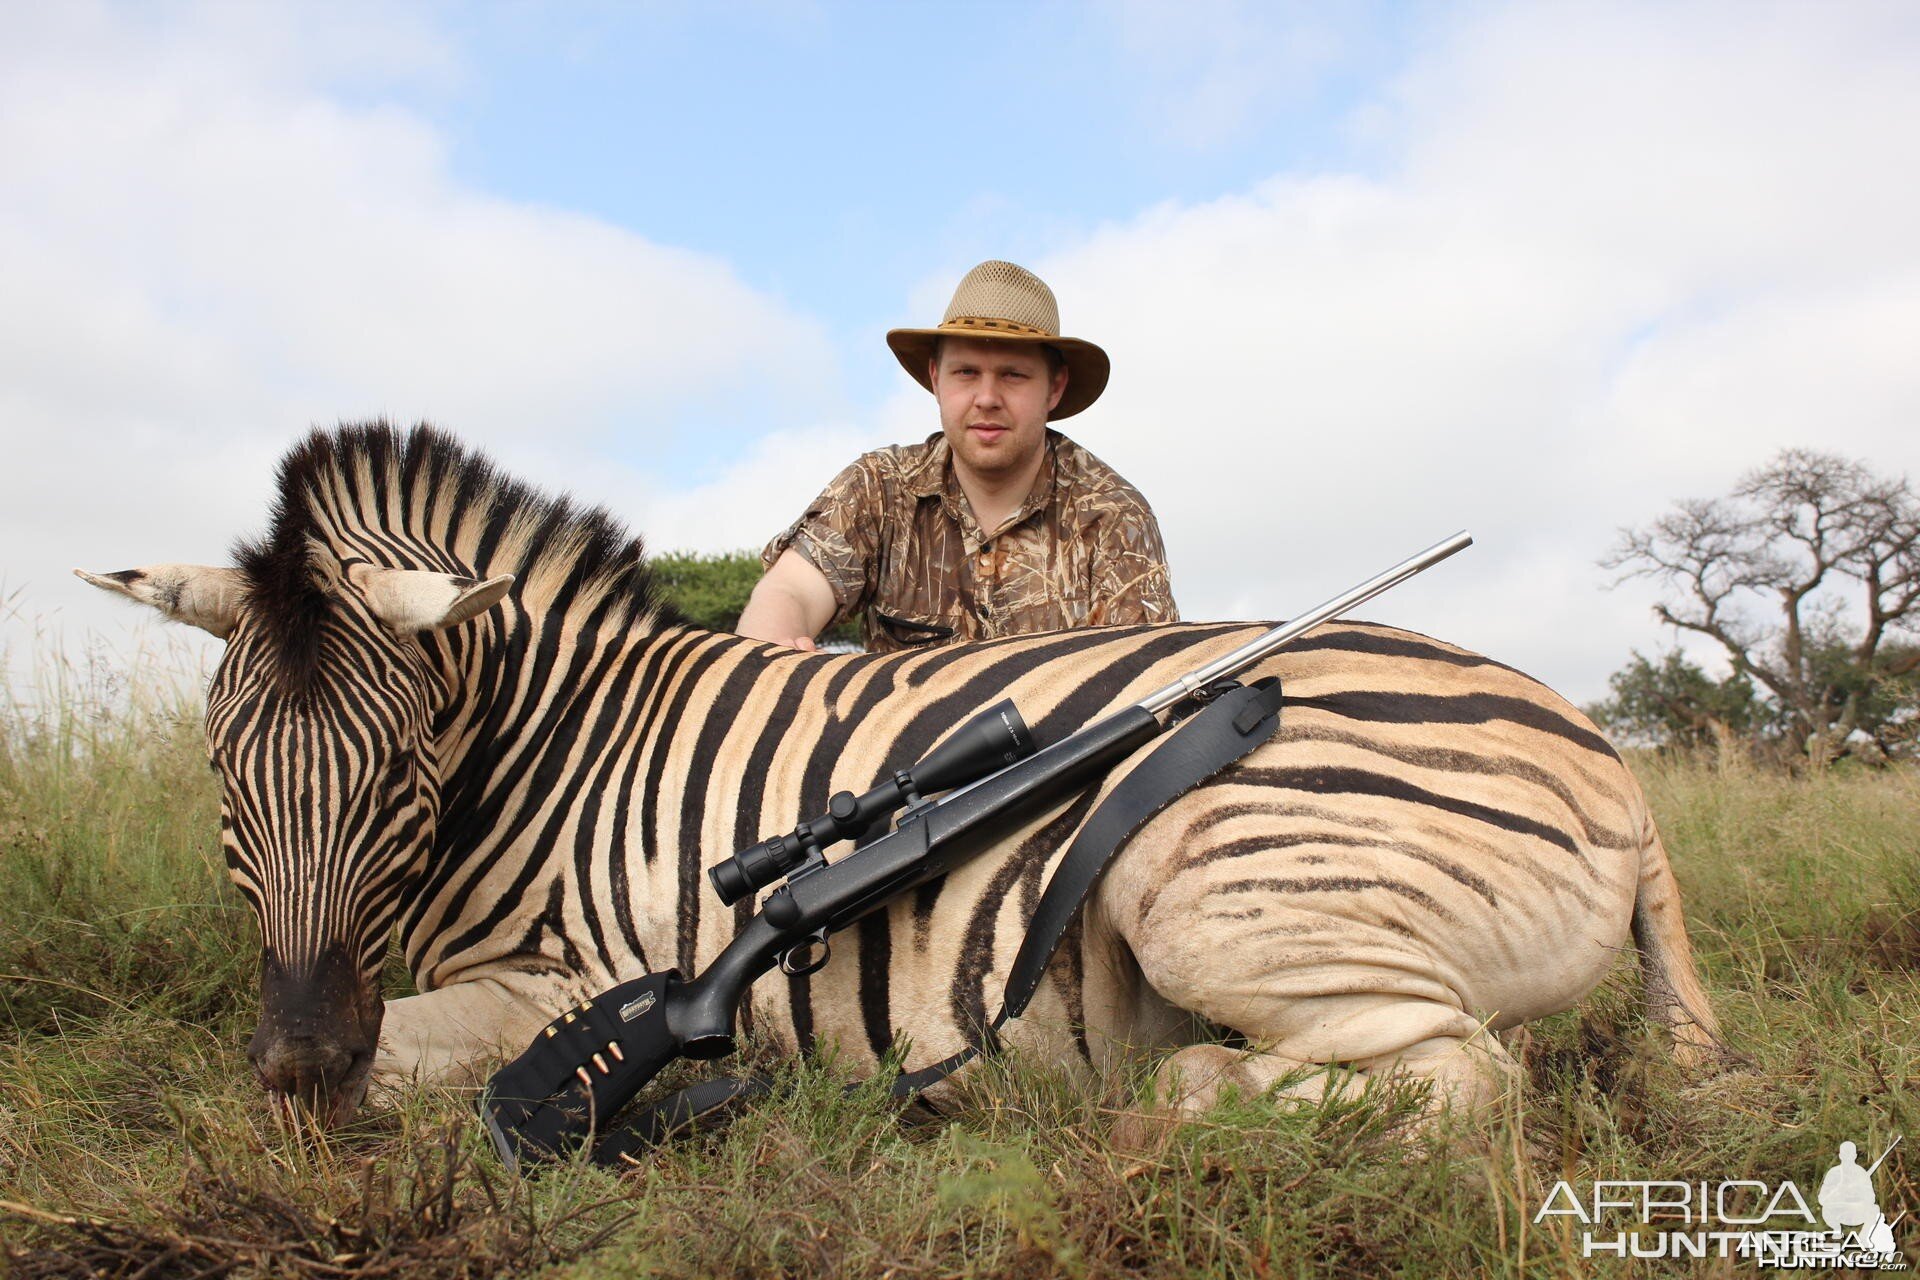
1604, 449, 1920, 764
1584, 650, 1766, 759
652, 549, 861, 647
2, 659, 1917, 1277
1589, 646, 1919, 764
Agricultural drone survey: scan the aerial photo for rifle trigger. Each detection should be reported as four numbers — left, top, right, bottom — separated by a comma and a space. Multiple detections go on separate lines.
779, 931, 832, 976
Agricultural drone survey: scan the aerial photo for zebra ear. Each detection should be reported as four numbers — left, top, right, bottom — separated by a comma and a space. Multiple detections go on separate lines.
347, 563, 514, 633
73, 564, 246, 639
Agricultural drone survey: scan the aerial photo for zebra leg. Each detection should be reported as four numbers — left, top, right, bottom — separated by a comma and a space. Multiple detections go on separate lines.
1111, 1043, 1371, 1151
1113, 1006, 1520, 1150
372, 976, 566, 1095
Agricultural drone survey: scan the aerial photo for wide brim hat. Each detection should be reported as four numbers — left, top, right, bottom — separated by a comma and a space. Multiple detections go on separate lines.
886, 260, 1110, 420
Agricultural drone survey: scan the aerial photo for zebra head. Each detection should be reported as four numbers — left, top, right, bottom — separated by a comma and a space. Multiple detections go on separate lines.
78, 552, 512, 1122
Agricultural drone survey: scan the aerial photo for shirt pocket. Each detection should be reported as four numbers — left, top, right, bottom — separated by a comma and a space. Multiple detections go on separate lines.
869, 608, 957, 648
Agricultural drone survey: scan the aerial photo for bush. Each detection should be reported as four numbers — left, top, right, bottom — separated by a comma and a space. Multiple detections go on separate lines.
652, 549, 860, 646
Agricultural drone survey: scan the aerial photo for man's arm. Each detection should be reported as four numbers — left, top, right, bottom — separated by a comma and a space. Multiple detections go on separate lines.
737, 547, 839, 650
1087, 492, 1179, 626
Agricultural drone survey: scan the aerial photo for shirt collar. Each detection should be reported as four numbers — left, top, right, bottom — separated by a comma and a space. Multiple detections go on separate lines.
910, 431, 1063, 552
908, 429, 1062, 509
905, 434, 950, 499
1003, 432, 1061, 532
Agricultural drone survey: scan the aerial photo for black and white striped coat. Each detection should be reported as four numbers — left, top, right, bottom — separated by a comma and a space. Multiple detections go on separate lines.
82, 424, 1720, 1125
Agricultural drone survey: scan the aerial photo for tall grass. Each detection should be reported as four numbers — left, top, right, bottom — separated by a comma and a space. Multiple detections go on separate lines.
1, 647, 1915, 1276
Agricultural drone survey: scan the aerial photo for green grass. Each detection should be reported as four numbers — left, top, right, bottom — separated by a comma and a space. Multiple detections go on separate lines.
2, 668, 1916, 1277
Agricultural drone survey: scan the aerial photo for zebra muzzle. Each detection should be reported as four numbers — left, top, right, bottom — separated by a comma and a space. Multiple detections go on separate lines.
249, 948, 383, 1123
253, 1036, 374, 1125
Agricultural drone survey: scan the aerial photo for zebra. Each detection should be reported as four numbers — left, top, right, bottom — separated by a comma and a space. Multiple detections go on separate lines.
79, 422, 1721, 1130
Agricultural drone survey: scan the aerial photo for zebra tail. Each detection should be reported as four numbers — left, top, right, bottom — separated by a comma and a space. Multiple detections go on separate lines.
1630, 807, 1727, 1068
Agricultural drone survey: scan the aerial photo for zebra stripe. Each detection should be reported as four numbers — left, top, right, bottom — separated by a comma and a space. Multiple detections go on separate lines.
148, 422, 1718, 1120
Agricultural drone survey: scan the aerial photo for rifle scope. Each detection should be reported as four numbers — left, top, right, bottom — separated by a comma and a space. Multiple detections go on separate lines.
708, 698, 1034, 906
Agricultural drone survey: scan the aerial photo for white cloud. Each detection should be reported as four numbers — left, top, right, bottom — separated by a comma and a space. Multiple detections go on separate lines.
1022, 1, 1920, 702
1108, 0, 1360, 150
8, 1, 1917, 713
0, 1, 840, 691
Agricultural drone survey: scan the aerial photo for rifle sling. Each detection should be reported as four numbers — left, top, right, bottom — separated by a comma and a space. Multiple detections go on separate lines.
594, 675, 1285, 1158
890, 675, 1284, 1098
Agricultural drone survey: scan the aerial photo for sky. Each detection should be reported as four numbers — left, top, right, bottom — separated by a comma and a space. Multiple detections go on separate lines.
3, 0, 1917, 708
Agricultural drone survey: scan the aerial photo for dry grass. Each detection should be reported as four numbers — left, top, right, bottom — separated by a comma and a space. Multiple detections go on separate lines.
3, 1126, 629, 1280
2, 641, 1917, 1277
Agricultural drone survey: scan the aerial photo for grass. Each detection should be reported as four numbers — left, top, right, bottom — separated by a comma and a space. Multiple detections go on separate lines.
1, 654, 1916, 1277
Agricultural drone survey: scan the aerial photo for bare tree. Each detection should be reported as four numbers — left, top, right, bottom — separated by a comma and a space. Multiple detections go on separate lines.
1605, 449, 1920, 764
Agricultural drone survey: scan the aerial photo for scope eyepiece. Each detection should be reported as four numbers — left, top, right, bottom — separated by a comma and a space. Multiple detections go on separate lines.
709, 833, 808, 906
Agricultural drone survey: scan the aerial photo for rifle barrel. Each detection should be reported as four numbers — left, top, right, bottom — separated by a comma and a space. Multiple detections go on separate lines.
1137, 530, 1472, 716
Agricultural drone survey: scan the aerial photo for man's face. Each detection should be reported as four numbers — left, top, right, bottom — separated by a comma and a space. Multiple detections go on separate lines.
929, 337, 1068, 482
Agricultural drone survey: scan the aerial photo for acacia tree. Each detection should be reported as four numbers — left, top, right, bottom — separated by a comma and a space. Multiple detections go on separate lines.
1604, 449, 1920, 764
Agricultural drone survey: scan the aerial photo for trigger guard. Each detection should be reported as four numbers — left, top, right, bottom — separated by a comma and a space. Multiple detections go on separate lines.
779, 936, 830, 976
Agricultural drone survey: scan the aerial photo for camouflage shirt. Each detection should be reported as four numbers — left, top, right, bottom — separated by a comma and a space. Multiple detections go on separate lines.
763, 430, 1178, 654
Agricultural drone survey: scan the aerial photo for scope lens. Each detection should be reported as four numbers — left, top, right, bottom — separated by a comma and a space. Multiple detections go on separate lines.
709, 860, 750, 905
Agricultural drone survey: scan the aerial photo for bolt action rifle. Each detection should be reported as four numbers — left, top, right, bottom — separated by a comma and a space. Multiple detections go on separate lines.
482, 532, 1472, 1170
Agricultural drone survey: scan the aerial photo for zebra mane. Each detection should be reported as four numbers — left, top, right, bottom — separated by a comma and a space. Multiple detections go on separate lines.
235, 422, 670, 689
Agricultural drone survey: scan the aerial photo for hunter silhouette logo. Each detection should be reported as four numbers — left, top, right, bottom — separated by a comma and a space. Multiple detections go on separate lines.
1534, 1136, 1908, 1267
1818, 1139, 1903, 1258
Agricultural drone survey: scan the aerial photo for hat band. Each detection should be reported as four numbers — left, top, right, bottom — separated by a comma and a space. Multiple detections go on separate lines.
940, 315, 1054, 338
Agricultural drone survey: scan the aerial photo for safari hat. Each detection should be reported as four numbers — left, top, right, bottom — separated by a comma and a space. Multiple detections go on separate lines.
887, 260, 1110, 420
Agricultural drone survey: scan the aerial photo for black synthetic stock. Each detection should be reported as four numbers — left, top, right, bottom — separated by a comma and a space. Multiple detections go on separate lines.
589, 1074, 774, 1165
481, 969, 683, 1170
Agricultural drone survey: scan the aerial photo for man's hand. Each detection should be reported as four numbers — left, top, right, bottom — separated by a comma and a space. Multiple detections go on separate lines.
736, 549, 837, 650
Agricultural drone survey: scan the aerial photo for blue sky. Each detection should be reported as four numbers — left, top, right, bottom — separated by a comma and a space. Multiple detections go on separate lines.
3, 1, 1917, 703
430, 2, 1412, 434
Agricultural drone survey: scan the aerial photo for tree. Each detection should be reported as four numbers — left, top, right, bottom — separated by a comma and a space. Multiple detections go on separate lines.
1585, 650, 1765, 755
651, 549, 764, 632
651, 550, 861, 647
1604, 449, 1920, 764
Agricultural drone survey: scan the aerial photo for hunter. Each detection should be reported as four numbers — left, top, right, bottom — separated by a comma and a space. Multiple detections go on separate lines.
736, 260, 1177, 653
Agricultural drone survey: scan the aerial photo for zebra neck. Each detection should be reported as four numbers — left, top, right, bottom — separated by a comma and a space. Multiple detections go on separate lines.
430, 610, 716, 780
401, 613, 782, 984
423, 613, 766, 870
